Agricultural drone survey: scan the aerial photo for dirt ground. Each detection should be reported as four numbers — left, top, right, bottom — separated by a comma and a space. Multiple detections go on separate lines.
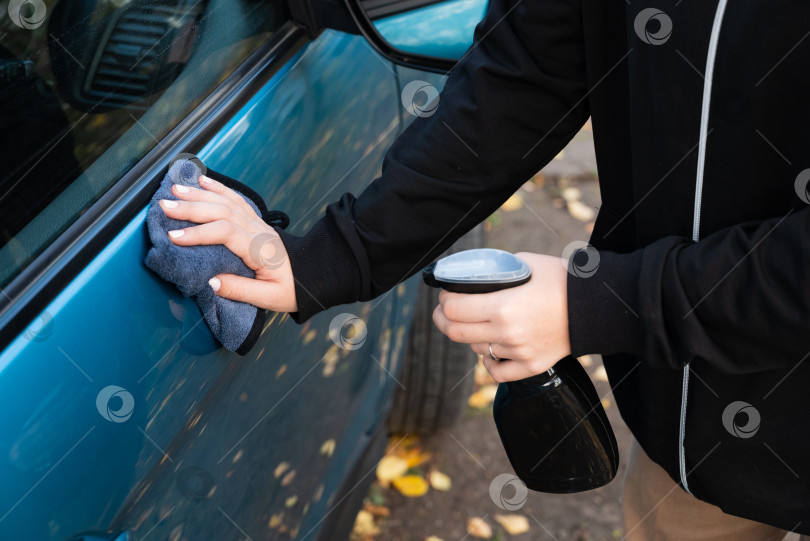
355, 126, 637, 541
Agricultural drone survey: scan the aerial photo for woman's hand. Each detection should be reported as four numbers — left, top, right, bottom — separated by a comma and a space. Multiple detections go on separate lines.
432, 252, 570, 382
159, 175, 298, 312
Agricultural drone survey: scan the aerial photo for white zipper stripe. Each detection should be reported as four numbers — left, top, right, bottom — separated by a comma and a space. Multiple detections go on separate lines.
679, 367, 692, 493
693, 0, 730, 243
680, 0, 730, 495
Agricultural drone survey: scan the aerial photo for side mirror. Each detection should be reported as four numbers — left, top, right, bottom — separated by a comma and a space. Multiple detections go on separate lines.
344, 0, 489, 73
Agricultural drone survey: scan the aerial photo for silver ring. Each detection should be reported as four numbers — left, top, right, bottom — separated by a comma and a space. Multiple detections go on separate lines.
489, 343, 498, 361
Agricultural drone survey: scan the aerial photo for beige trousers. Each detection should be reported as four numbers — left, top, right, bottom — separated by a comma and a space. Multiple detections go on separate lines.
622, 439, 808, 541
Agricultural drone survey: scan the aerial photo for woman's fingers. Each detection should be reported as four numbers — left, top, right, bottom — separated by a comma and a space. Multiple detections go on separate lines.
197, 175, 260, 219
432, 304, 502, 344
157, 174, 296, 313
480, 353, 545, 382
166, 220, 263, 271
472, 341, 509, 360
437, 289, 498, 323
160, 199, 250, 230
209, 273, 298, 312
167, 221, 289, 277
169, 180, 257, 220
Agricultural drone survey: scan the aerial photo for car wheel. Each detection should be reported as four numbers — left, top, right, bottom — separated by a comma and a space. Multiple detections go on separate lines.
387, 224, 486, 436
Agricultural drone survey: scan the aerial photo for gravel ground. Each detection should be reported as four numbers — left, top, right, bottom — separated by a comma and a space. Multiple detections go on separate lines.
365, 126, 636, 541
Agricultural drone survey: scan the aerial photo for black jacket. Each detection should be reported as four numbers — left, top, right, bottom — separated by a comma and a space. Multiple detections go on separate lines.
278, 0, 810, 531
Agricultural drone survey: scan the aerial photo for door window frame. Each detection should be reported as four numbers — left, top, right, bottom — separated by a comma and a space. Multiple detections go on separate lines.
0, 21, 309, 353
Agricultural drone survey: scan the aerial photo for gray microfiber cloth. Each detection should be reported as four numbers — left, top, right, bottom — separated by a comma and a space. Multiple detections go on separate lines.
144, 157, 288, 355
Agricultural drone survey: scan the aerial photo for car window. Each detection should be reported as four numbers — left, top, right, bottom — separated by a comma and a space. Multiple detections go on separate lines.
0, 0, 289, 288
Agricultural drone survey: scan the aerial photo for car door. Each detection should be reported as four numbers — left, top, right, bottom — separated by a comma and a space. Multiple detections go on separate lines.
0, 2, 406, 540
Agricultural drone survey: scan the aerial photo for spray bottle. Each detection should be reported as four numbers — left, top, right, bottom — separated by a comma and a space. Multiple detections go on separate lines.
423, 248, 618, 493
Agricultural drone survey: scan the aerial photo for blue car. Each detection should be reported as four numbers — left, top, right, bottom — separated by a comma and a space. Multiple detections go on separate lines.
0, 0, 487, 539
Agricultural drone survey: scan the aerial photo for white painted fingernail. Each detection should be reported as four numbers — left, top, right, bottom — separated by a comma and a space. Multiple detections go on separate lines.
161, 199, 178, 208
174, 184, 190, 193
199, 176, 212, 184
168, 229, 185, 238
209, 277, 221, 292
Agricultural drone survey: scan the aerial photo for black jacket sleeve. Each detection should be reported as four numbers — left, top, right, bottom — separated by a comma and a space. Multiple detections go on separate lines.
277, 0, 589, 322
568, 207, 810, 373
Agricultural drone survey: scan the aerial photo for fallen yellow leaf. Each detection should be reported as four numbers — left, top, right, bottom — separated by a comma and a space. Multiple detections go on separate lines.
429, 470, 452, 491
468, 384, 498, 409
392, 475, 430, 497
363, 502, 391, 517
561, 187, 581, 201
467, 517, 493, 539
376, 455, 409, 486
494, 514, 530, 534
567, 199, 596, 222
352, 510, 380, 537
500, 193, 524, 212
402, 449, 431, 468
425, 537, 445, 541
474, 358, 494, 386
389, 434, 419, 451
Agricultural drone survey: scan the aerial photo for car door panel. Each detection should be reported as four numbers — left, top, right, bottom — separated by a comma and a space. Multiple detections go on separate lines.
0, 28, 402, 541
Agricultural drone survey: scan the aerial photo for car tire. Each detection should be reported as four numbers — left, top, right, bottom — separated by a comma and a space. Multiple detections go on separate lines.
387, 224, 485, 436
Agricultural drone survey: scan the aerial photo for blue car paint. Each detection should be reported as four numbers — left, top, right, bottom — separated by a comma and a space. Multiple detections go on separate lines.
0, 30, 419, 540
375, 0, 489, 60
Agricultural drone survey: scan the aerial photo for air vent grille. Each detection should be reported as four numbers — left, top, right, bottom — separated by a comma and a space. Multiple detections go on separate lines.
85, 5, 195, 108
